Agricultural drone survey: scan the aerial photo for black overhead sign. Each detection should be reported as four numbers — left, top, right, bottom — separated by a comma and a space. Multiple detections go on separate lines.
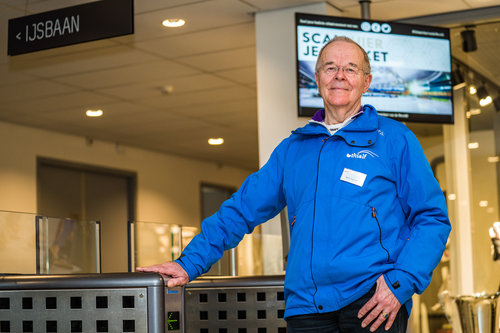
8, 0, 134, 56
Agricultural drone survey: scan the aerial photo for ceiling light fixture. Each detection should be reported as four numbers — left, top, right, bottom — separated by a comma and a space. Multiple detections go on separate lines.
469, 85, 477, 95
162, 18, 185, 28
479, 200, 489, 207
86, 109, 103, 117
208, 138, 224, 145
477, 85, 492, 106
470, 108, 481, 116
461, 26, 477, 52
465, 108, 481, 119
479, 95, 493, 107
451, 69, 466, 90
468, 142, 479, 149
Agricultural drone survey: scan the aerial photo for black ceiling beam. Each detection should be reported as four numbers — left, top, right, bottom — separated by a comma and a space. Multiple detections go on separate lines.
396, 5, 500, 27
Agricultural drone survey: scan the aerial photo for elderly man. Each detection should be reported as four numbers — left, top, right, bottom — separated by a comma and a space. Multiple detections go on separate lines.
138, 36, 451, 332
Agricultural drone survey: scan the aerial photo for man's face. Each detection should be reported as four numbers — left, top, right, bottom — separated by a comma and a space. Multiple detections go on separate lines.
315, 41, 372, 113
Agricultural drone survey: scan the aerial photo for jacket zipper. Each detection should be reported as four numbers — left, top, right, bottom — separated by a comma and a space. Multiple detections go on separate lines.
310, 137, 329, 310
372, 207, 391, 263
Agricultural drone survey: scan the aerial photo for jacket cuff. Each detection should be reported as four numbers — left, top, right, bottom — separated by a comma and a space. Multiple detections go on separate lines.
383, 270, 415, 305
174, 256, 201, 282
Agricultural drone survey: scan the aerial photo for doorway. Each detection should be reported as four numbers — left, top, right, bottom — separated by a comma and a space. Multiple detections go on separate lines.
200, 183, 236, 276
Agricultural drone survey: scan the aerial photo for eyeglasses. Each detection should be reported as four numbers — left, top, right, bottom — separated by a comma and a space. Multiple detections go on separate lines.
321, 64, 365, 76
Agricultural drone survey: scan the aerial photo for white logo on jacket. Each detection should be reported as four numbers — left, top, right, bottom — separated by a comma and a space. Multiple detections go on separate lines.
346, 150, 379, 159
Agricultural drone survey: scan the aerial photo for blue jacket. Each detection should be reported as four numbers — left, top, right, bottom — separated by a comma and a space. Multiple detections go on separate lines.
176, 105, 451, 318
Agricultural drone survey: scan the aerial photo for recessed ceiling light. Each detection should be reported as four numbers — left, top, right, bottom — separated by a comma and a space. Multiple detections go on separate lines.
208, 138, 224, 145
86, 109, 103, 117
162, 18, 185, 28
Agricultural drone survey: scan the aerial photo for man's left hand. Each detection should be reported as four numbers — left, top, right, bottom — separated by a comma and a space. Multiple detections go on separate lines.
357, 275, 401, 332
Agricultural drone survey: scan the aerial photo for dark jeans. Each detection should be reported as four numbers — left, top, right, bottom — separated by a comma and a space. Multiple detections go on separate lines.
285, 286, 408, 333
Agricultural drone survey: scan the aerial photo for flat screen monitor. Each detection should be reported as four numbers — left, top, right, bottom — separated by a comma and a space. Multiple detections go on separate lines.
296, 13, 453, 123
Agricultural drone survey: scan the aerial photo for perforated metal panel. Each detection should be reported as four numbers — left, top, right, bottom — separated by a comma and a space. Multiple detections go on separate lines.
0, 288, 147, 332
181, 276, 286, 333
0, 273, 165, 333
0, 273, 287, 333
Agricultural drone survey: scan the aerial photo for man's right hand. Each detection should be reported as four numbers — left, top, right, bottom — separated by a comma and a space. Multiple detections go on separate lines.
136, 262, 189, 287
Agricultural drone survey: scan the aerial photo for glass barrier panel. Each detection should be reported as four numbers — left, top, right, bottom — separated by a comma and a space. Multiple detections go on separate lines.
132, 221, 190, 268
180, 226, 198, 251
131, 220, 264, 277
0, 210, 39, 274
37, 217, 100, 274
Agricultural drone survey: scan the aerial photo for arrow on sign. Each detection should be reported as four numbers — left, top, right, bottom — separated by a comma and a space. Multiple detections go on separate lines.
16, 32, 21, 40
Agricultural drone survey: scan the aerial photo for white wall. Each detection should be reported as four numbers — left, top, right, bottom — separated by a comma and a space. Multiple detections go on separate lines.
0, 120, 252, 223
256, 3, 340, 164
255, 2, 340, 275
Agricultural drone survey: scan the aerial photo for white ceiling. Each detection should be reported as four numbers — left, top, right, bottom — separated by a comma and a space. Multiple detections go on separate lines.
1, 0, 500, 170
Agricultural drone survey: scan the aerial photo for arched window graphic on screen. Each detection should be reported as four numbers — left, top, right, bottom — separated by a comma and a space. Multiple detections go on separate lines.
296, 13, 454, 124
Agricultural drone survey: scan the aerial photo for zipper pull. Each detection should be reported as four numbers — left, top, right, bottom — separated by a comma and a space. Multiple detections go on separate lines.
372, 207, 375, 218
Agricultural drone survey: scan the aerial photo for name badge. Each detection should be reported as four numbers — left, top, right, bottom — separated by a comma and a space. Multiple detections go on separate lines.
340, 168, 366, 187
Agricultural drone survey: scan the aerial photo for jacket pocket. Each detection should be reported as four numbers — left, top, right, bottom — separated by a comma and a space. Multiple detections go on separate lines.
371, 207, 391, 263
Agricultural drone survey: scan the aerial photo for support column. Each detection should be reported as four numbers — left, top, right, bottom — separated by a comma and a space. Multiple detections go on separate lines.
443, 89, 475, 296
255, 3, 340, 274
443, 89, 475, 333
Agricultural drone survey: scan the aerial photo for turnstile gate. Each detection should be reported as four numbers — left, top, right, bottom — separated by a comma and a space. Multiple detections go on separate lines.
0, 273, 286, 333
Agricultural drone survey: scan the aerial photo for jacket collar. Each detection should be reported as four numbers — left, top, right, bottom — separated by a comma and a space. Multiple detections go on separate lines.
293, 105, 379, 147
